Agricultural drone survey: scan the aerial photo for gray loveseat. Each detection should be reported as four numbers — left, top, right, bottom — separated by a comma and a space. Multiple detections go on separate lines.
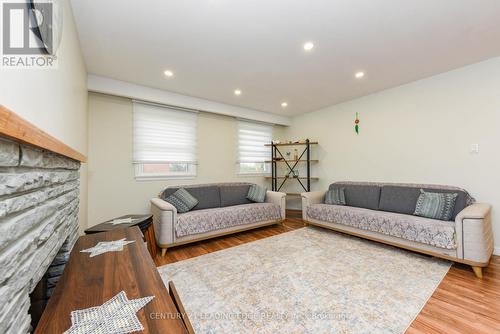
151, 183, 286, 256
302, 181, 493, 278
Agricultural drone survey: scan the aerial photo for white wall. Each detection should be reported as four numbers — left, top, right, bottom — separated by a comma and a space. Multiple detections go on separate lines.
283, 57, 500, 253
0, 1, 88, 231
87, 92, 285, 227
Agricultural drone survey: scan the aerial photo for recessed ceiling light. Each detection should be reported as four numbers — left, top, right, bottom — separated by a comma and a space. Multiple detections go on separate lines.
303, 42, 314, 51
164, 70, 174, 77
234, 89, 242, 96
281, 102, 288, 107
355, 71, 365, 79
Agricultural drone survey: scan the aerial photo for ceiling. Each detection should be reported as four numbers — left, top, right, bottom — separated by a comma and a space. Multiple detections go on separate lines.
70, 0, 500, 116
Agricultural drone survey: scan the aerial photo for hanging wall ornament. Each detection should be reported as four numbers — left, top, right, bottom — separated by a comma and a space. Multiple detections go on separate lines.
354, 112, 360, 134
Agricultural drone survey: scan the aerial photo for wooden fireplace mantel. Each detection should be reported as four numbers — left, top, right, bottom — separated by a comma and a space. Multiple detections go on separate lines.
0, 105, 87, 162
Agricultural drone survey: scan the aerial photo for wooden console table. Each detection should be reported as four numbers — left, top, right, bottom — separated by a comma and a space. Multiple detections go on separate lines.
35, 227, 188, 333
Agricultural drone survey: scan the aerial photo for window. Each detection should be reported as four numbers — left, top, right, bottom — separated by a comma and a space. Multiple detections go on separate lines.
133, 101, 197, 179
237, 120, 273, 175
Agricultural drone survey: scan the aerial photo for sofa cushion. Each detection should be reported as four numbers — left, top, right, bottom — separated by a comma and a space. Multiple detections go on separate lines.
379, 185, 469, 220
164, 188, 199, 213
175, 203, 281, 237
161, 185, 220, 210
219, 184, 252, 207
414, 190, 458, 221
306, 203, 456, 249
329, 183, 380, 210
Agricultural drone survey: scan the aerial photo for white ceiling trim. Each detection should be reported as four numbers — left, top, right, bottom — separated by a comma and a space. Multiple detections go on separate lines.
87, 75, 291, 126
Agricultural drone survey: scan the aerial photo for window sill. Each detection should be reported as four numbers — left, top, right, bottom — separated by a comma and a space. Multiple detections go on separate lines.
134, 175, 196, 182
237, 173, 271, 177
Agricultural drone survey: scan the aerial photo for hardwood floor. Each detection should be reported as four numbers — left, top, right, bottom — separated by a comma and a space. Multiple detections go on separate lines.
154, 218, 500, 334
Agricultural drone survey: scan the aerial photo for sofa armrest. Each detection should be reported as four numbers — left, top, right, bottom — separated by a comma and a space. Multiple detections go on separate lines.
151, 198, 177, 212
150, 198, 177, 246
456, 203, 491, 220
455, 203, 493, 265
265, 191, 286, 220
301, 191, 326, 221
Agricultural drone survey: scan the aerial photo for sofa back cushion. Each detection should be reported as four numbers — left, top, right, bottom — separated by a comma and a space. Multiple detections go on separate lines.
329, 183, 381, 210
161, 185, 220, 210
379, 185, 469, 220
220, 184, 253, 207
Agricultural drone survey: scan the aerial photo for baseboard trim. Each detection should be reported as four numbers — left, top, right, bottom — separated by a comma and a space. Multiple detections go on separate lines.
494, 246, 500, 256
285, 209, 302, 219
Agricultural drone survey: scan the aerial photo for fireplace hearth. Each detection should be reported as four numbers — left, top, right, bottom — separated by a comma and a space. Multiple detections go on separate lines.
28, 228, 79, 331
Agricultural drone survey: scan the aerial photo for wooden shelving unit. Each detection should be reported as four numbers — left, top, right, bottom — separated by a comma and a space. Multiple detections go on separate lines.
265, 176, 319, 180
265, 141, 319, 147
265, 159, 319, 163
268, 139, 318, 192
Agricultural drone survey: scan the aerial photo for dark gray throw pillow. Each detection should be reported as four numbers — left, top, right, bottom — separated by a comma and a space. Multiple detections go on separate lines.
414, 189, 458, 221
165, 188, 199, 213
324, 188, 346, 205
247, 184, 267, 203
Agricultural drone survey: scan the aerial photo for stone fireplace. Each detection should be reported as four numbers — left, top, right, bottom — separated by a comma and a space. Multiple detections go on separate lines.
0, 137, 81, 333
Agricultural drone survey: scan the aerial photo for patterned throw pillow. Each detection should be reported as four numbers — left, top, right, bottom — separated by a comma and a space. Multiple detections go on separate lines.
414, 190, 458, 221
247, 184, 267, 203
165, 188, 199, 213
324, 188, 346, 205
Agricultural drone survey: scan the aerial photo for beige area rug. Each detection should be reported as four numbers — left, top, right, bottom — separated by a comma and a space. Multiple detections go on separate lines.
158, 227, 451, 334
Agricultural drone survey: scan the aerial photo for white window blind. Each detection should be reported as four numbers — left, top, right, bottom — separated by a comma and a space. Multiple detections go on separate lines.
133, 101, 197, 179
238, 120, 272, 174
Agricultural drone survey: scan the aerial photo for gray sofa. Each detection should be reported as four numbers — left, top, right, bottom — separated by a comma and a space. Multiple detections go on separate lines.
302, 181, 493, 278
151, 183, 286, 256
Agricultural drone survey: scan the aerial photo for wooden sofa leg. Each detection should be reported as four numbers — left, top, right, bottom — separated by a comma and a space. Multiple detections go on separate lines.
471, 266, 483, 278
161, 248, 167, 257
